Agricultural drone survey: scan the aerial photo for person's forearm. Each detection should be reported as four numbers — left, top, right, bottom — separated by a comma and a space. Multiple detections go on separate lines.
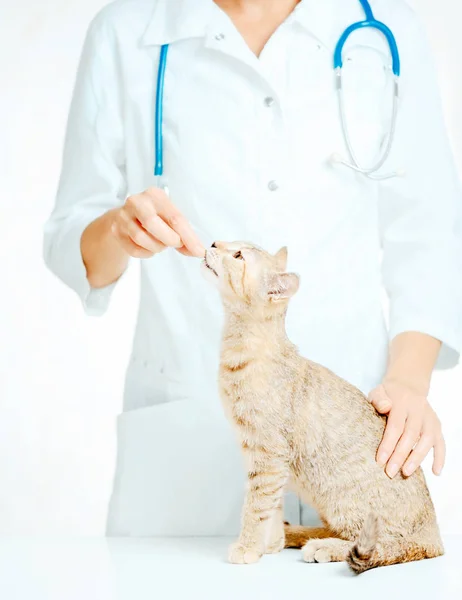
81, 208, 129, 289
384, 332, 442, 395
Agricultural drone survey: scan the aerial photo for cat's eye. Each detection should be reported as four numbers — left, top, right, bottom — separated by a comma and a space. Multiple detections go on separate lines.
233, 251, 244, 260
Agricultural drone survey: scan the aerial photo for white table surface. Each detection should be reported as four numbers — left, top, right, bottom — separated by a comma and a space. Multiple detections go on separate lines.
0, 536, 460, 600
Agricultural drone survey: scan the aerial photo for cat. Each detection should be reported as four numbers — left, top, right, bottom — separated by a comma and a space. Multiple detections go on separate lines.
201, 241, 444, 574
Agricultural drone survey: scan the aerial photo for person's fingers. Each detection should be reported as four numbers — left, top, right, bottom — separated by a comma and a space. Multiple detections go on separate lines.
175, 245, 196, 257
376, 406, 407, 468
126, 192, 182, 248
126, 220, 166, 255
401, 434, 434, 477
144, 215, 183, 248
385, 416, 422, 478
369, 385, 393, 414
116, 199, 169, 255
121, 189, 205, 256
169, 214, 205, 257
401, 412, 445, 477
125, 193, 155, 220
432, 433, 446, 476
112, 222, 157, 259
147, 189, 205, 257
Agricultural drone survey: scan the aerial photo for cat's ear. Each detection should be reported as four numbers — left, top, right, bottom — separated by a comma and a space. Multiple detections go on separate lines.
274, 247, 288, 271
267, 272, 299, 301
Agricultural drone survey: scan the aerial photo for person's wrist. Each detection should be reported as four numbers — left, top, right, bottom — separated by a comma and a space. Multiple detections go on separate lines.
81, 208, 130, 288
106, 207, 122, 237
105, 209, 130, 255
382, 372, 430, 398
384, 332, 440, 399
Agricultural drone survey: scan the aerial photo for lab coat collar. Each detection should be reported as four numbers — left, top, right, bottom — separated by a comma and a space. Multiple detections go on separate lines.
141, 0, 357, 51
141, 0, 216, 46
290, 0, 353, 51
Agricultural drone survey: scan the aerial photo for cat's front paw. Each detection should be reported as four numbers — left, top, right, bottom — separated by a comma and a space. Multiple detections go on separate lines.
228, 542, 262, 564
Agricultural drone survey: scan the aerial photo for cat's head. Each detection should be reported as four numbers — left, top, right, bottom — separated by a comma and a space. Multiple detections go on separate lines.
201, 241, 299, 311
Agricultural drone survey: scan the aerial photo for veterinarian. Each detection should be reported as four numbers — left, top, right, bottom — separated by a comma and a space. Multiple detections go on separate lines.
44, 0, 462, 536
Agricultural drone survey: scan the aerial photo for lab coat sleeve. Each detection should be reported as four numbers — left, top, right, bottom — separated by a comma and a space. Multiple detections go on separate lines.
379, 15, 462, 369
43, 12, 127, 316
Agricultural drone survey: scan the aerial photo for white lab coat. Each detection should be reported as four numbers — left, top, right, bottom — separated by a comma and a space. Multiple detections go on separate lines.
44, 0, 462, 536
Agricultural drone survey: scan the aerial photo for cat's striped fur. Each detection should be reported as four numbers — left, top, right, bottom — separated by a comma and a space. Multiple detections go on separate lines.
202, 241, 444, 573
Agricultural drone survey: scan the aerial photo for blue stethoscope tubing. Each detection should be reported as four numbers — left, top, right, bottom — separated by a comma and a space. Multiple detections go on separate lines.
154, 44, 169, 177
154, 0, 402, 181
334, 0, 400, 76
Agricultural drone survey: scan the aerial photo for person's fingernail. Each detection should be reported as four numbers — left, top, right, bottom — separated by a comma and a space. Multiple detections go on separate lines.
377, 452, 388, 466
403, 463, 415, 476
386, 463, 399, 478
435, 467, 443, 476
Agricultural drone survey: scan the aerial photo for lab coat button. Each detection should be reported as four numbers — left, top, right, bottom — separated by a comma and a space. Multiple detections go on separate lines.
215, 33, 225, 41
268, 180, 279, 191
264, 96, 275, 107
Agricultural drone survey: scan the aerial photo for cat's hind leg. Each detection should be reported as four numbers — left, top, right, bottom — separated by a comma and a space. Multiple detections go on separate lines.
266, 514, 335, 554
302, 538, 354, 563
284, 522, 352, 561
284, 524, 338, 548
345, 514, 444, 573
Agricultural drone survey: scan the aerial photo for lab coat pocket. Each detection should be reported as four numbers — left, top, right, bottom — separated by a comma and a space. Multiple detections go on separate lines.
107, 399, 245, 537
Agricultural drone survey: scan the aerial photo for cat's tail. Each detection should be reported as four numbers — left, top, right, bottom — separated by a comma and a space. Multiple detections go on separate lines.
347, 514, 444, 574
347, 513, 379, 574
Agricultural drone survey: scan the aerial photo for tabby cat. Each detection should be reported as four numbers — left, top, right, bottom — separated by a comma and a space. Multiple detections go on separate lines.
202, 241, 443, 574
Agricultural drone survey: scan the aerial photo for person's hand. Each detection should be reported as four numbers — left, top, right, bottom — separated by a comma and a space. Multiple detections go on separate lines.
111, 187, 205, 258
369, 380, 445, 478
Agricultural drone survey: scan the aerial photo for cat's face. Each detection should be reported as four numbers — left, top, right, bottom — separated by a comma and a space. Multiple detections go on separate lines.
201, 241, 299, 308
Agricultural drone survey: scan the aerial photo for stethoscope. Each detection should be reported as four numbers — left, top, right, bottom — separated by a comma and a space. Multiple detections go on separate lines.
154, 0, 402, 184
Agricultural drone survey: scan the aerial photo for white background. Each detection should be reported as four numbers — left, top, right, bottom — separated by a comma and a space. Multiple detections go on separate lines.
1, 0, 461, 536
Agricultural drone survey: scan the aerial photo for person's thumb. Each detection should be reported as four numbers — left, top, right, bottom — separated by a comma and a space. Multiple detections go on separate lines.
368, 384, 393, 414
